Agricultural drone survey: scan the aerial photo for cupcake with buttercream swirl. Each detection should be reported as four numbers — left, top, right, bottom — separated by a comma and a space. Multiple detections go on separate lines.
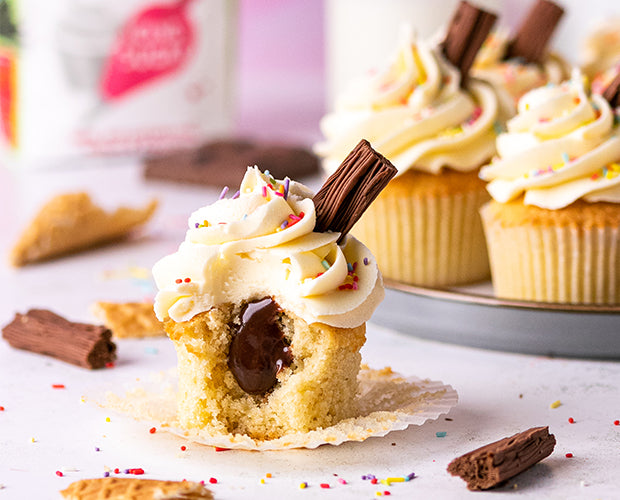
479, 71, 620, 304
315, 29, 499, 287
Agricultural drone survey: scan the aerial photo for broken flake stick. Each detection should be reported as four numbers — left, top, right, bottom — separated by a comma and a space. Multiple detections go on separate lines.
2, 309, 117, 369
447, 426, 556, 490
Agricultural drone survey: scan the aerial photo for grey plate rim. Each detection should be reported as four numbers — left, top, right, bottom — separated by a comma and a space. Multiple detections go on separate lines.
384, 278, 620, 314
374, 279, 620, 359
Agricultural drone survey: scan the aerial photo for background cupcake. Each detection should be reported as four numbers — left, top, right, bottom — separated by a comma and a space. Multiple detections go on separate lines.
472, 0, 568, 122
315, 2, 499, 287
479, 70, 620, 304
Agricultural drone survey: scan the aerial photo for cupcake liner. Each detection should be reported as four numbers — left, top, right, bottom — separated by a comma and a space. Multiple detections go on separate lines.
101, 366, 458, 451
482, 207, 620, 304
353, 187, 490, 287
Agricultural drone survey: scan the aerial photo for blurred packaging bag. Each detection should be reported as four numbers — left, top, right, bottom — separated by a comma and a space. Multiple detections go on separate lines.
0, 0, 237, 166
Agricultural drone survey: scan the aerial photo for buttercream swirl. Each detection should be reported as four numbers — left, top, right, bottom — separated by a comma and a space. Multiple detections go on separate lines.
314, 32, 498, 176
152, 167, 384, 328
479, 71, 620, 209
472, 29, 567, 121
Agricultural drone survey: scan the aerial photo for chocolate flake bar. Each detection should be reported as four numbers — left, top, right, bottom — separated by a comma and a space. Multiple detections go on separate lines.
2, 309, 117, 369
505, 0, 564, 64
143, 139, 319, 188
442, 1, 497, 84
313, 139, 397, 241
447, 426, 556, 490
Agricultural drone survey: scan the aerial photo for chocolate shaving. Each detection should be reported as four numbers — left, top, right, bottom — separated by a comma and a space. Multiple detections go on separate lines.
313, 139, 397, 241
442, 1, 497, 85
144, 139, 319, 188
447, 426, 556, 490
602, 72, 620, 109
505, 0, 564, 64
2, 309, 117, 369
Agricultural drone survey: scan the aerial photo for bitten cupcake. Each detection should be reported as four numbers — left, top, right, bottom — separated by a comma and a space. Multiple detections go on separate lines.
472, 0, 567, 122
152, 141, 396, 440
479, 71, 620, 304
315, 2, 499, 287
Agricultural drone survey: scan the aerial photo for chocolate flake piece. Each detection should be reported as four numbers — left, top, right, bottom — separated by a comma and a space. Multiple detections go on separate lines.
505, 0, 564, 64
442, 1, 497, 84
143, 139, 319, 188
602, 72, 620, 109
2, 309, 117, 369
313, 139, 397, 240
447, 426, 556, 490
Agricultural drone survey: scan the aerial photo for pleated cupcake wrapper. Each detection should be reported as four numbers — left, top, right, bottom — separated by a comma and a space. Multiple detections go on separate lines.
101, 366, 458, 451
353, 188, 490, 287
482, 209, 620, 304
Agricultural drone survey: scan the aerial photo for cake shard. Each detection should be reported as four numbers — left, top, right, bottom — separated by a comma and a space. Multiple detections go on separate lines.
447, 426, 556, 490
602, 72, 620, 109
92, 301, 165, 339
441, 0, 498, 84
2, 309, 117, 369
60, 477, 213, 500
313, 139, 397, 241
10, 192, 157, 266
505, 0, 565, 64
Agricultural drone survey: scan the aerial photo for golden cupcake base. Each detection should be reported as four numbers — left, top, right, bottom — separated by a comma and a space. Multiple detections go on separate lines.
353, 169, 490, 287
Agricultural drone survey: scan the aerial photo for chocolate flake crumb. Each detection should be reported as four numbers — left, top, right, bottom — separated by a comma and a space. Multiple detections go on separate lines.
2, 309, 117, 369
447, 426, 556, 490
442, 1, 497, 84
313, 139, 397, 241
505, 0, 564, 64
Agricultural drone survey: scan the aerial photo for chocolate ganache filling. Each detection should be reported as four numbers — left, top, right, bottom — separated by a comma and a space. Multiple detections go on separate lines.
228, 298, 293, 395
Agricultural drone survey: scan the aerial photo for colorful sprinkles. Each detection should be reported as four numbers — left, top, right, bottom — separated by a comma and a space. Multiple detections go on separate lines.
338, 261, 359, 291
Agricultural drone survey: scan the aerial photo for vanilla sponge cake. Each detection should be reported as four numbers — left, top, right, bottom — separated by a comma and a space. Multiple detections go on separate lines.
152, 166, 385, 440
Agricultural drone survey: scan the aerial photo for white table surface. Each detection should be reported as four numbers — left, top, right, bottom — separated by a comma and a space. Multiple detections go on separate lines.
1, 161, 620, 500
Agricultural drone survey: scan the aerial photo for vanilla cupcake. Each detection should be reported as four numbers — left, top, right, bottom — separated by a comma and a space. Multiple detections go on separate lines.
581, 17, 620, 80
315, 26, 499, 287
473, 29, 567, 122
152, 165, 387, 440
472, 0, 567, 122
480, 71, 620, 304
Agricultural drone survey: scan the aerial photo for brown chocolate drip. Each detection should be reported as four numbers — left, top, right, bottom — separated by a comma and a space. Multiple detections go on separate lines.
505, 0, 564, 64
602, 72, 620, 109
143, 139, 319, 188
313, 139, 397, 241
441, 1, 497, 85
228, 298, 293, 395
447, 426, 556, 490
2, 309, 117, 369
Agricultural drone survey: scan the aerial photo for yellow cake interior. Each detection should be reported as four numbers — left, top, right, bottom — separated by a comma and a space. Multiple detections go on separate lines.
165, 300, 366, 440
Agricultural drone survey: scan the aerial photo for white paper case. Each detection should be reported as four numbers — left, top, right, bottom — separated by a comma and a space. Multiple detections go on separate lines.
102, 365, 458, 451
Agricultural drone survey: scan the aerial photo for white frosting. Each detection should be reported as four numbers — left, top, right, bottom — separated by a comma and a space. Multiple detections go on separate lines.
480, 71, 620, 209
152, 167, 384, 328
472, 29, 567, 120
314, 32, 498, 176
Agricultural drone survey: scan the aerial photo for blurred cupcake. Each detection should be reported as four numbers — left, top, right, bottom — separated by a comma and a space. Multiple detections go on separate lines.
480, 71, 620, 305
473, 26, 567, 121
315, 2, 499, 287
581, 17, 620, 81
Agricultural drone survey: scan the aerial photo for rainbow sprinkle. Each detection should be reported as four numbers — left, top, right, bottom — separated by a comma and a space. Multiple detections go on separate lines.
219, 186, 229, 200
339, 261, 359, 291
